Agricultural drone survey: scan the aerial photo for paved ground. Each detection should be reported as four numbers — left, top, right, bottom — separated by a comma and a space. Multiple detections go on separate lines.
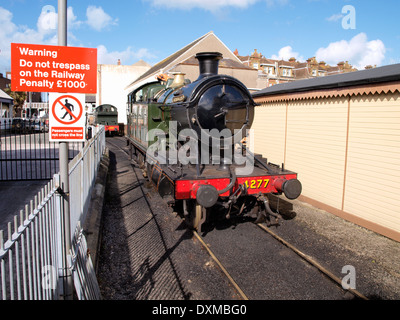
0, 180, 50, 233
285, 199, 400, 299
97, 138, 241, 300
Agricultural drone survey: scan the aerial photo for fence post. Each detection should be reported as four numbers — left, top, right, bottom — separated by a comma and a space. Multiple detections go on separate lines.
53, 173, 71, 299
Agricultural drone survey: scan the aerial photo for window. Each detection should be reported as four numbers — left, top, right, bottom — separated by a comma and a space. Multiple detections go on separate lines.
269, 67, 274, 75
253, 63, 259, 69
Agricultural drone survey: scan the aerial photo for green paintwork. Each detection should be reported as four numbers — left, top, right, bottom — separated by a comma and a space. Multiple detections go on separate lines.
127, 81, 173, 150
95, 104, 118, 126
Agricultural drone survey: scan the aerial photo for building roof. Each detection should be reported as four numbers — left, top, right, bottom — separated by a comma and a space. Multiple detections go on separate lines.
132, 59, 152, 68
125, 31, 243, 91
253, 63, 400, 98
0, 89, 13, 103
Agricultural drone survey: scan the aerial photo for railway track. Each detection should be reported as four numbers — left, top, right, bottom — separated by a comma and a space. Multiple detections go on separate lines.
194, 222, 368, 300
106, 137, 369, 300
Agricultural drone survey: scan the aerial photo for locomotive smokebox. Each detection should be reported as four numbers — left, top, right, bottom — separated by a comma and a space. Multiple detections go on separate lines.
195, 52, 223, 79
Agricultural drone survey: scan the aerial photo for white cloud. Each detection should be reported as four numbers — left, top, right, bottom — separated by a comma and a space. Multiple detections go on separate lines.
97, 45, 157, 65
0, 5, 84, 73
145, 0, 259, 12
0, 7, 17, 38
86, 6, 118, 31
0, 5, 138, 73
67, 7, 83, 30
271, 46, 304, 61
315, 33, 386, 69
326, 13, 343, 22
0, 6, 51, 73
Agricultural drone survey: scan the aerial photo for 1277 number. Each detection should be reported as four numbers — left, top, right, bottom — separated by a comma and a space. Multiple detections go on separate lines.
244, 179, 270, 189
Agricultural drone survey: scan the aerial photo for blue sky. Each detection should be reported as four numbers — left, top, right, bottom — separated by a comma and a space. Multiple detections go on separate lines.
1, 0, 399, 74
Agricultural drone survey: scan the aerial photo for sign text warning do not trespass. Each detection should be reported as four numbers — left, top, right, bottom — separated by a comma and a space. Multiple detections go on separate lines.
11, 43, 97, 93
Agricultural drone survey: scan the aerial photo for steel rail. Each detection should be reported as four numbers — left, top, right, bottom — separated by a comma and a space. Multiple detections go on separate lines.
256, 223, 368, 300
192, 230, 249, 301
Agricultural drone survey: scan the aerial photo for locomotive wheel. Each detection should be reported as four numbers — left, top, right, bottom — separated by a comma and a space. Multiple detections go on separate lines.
185, 200, 205, 230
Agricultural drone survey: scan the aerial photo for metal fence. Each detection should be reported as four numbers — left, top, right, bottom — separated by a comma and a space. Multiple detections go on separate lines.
0, 118, 82, 181
0, 176, 60, 300
69, 126, 105, 237
0, 126, 105, 300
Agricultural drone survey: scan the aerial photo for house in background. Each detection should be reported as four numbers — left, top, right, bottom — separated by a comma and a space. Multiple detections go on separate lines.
0, 89, 13, 119
235, 49, 359, 88
0, 73, 13, 119
0, 73, 11, 91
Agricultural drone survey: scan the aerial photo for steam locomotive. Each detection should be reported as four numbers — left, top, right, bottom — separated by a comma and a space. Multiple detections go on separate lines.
126, 52, 301, 231
94, 104, 119, 136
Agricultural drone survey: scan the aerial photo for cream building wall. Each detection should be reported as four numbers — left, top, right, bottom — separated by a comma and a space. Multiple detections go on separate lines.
252, 83, 400, 241
97, 62, 151, 124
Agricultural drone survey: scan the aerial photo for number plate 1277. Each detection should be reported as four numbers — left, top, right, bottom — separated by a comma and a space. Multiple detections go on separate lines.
243, 178, 270, 190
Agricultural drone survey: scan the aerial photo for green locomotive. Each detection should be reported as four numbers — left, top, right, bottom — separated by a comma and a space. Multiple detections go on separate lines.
126, 52, 302, 231
94, 104, 119, 136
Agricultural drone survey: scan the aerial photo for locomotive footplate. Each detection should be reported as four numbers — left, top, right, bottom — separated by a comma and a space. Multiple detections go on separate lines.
174, 165, 301, 202
173, 164, 301, 229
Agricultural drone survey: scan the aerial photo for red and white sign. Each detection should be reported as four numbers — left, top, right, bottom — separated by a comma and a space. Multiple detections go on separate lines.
11, 43, 97, 93
49, 93, 85, 142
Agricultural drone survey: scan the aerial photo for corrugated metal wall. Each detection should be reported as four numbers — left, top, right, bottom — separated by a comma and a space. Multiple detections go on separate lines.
252, 91, 400, 241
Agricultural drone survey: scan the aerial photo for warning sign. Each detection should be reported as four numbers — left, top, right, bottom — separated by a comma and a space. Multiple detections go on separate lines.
11, 43, 97, 93
49, 93, 85, 142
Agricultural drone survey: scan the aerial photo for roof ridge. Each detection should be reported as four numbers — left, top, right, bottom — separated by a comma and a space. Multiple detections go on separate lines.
125, 31, 214, 90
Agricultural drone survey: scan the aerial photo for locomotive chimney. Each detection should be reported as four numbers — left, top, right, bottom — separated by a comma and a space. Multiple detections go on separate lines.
195, 52, 223, 79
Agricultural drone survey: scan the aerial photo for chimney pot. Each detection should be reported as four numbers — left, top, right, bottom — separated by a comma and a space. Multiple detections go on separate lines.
195, 52, 222, 80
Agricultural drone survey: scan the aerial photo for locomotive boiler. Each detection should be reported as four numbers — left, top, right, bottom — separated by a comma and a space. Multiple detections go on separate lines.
126, 52, 302, 231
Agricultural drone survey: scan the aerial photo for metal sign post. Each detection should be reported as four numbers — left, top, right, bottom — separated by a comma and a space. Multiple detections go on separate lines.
58, 0, 73, 300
